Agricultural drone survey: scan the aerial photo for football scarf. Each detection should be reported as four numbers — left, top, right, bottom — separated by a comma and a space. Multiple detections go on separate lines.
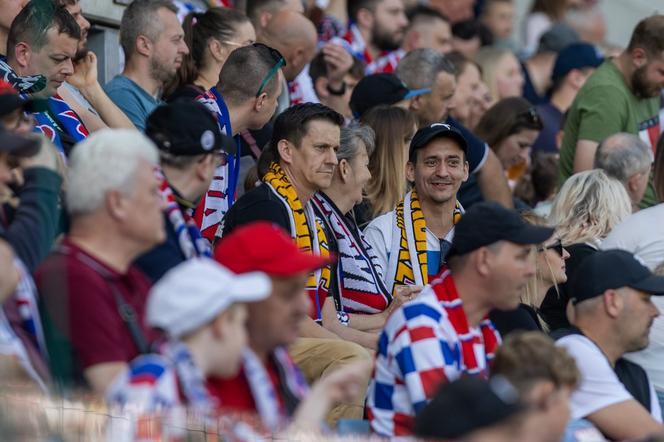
431, 269, 501, 376
311, 192, 392, 315
33, 94, 89, 153
262, 162, 332, 322
194, 87, 240, 242
242, 347, 308, 431
156, 168, 211, 259
387, 190, 462, 295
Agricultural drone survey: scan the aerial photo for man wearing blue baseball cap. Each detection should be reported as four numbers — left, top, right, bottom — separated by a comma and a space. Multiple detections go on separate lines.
532, 42, 604, 154
555, 249, 664, 440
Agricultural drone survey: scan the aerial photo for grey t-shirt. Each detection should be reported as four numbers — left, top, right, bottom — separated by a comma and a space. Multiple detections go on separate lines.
104, 75, 161, 132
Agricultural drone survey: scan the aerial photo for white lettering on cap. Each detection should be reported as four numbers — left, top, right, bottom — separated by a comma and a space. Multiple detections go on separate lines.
201, 130, 215, 151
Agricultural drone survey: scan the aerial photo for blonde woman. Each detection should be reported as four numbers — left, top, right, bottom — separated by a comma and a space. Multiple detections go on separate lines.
490, 213, 569, 335
356, 106, 418, 227
539, 169, 632, 330
475, 47, 524, 102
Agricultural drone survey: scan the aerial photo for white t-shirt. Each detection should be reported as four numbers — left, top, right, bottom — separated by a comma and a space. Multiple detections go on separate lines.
601, 203, 664, 391
557, 334, 661, 421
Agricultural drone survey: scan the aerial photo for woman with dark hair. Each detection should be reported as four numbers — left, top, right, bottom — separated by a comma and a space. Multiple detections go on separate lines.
165, 7, 255, 101
475, 97, 543, 185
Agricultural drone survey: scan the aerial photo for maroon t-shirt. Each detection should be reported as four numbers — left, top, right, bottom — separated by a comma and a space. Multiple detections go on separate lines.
35, 238, 158, 385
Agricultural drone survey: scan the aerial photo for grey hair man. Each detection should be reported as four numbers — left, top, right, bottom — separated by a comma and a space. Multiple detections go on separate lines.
105, 0, 189, 131
395, 48, 513, 208
35, 129, 166, 394
595, 132, 653, 212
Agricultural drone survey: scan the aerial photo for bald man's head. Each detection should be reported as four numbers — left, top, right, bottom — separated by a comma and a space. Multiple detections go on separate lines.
247, 0, 304, 33
260, 10, 316, 81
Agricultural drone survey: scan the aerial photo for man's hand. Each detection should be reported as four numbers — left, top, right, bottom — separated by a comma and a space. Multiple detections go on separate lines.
67, 51, 99, 92
17, 135, 60, 173
322, 43, 353, 86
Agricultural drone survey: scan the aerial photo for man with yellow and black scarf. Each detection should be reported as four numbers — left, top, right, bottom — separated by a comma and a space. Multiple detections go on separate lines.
364, 123, 469, 297
221, 102, 372, 426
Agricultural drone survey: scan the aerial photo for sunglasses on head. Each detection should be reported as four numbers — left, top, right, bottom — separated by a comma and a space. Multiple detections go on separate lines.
519, 107, 542, 126
538, 239, 564, 257
253, 43, 287, 97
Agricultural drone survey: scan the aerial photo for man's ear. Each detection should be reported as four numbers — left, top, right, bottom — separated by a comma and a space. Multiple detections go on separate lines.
524, 381, 556, 411
356, 8, 374, 30
105, 190, 129, 222
338, 158, 351, 182
603, 289, 623, 318
314, 76, 329, 99
277, 139, 294, 165
135, 35, 153, 57
405, 160, 415, 183
13, 42, 32, 69
631, 47, 648, 69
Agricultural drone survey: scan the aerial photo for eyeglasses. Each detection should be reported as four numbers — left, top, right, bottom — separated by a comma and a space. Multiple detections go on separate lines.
253, 43, 286, 97
538, 239, 564, 257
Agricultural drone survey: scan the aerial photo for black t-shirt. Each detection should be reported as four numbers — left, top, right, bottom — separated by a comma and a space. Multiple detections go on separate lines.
540, 243, 597, 331
221, 183, 291, 237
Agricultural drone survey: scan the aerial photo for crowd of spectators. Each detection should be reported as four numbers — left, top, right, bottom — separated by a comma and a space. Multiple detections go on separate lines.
1, 0, 664, 440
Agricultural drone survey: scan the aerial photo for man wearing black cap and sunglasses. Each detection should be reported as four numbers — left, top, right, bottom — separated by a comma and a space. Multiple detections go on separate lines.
367, 201, 552, 437
134, 100, 230, 282
364, 123, 469, 297
555, 249, 664, 440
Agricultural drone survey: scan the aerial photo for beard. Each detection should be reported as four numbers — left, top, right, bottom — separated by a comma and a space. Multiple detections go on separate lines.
631, 65, 661, 99
150, 56, 177, 85
371, 24, 403, 52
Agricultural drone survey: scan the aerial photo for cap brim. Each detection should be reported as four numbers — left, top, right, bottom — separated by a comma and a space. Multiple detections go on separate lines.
0, 131, 40, 157
629, 274, 664, 296
265, 252, 333, 277
507, 225, 554, 245
228, 271, 272, 302
403, 88, 431, 100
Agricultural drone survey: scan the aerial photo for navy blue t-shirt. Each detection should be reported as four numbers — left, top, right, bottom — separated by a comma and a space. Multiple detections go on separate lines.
521, 62, 547, 106
532, 102, 563, 154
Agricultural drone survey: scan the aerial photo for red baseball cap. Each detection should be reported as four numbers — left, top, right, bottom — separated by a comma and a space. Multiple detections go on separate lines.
214, 221, 332, 276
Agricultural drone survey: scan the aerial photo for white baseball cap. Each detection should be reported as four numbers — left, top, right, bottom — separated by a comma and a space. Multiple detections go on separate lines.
147, 258, 271, 339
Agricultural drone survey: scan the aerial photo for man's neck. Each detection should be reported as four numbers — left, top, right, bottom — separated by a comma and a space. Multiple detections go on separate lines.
227, 102, 249, 136
123, 62, 161, 97
550, 85, 576, 113
577, 322, 622, 366
614, 52, 636, 92
163, 168, 199, 203
68, 225, 139, 274
281, 162, 314, 205
453, 270, 490, 327
419, 195, 456, 239
249, 342, 271, 365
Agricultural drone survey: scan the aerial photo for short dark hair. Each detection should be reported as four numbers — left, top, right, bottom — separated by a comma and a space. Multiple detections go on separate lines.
120, 0, 178, 61
627, 15, 664, 57
407, 5, 448, 27
347, 0, 378, 23
246, 0, 288, 22
218, 44, 282, 104
309, 51, 364, 86
7, 1, 80, 58
270, 103, 344, 158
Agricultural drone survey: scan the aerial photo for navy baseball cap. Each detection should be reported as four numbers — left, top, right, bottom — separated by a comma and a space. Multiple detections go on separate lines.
552, 43, 604, 82
570, 249, 664, 305
350, 73, 430, 118
146, 100, 234, 156
449, 202, 553, 256
409, 123, 469, 161
416, 376, 525, 439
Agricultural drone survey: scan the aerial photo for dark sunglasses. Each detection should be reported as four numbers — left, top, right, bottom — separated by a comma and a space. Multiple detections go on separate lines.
253, 43, 287, 97
538, 239, 564, 257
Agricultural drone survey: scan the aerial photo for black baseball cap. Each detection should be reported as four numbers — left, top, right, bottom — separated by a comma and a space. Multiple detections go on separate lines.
146, 100, 232, 156
552, 42, 604, 82
349, 73, 430, 118
0, 125, 40, 157
450, 202, 553, 256
0, 80, 48, 117
415, 376, 525, 439
570, 249, 664, 305
409, 123, 469, 161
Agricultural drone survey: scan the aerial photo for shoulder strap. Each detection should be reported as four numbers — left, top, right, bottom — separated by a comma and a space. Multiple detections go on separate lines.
614, 358, 652, 412
54, 245, 151, 355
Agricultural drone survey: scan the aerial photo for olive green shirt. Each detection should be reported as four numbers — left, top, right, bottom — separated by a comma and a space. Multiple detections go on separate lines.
559, 60, 661, 208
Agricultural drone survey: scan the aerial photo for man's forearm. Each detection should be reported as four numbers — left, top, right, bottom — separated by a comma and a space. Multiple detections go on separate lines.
300, 316, 341, 339
81, 83, 136, 130
477, 149, 513, 208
